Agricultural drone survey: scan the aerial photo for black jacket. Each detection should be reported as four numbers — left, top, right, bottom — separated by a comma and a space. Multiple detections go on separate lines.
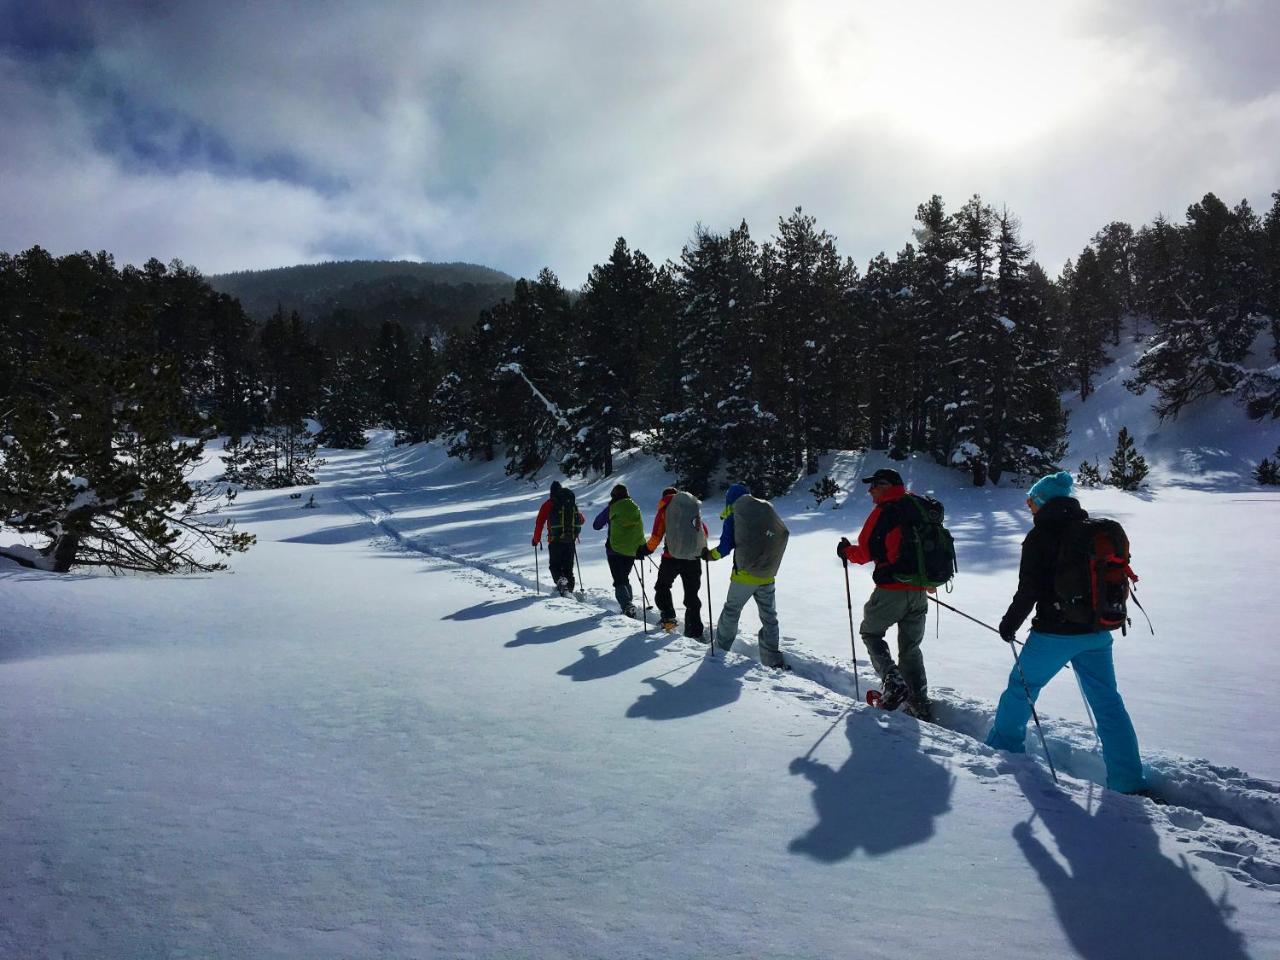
999, 496, 1095, 637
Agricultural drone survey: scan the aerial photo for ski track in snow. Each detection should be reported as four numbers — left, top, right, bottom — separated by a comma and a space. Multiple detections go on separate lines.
329, 439, 1280, 896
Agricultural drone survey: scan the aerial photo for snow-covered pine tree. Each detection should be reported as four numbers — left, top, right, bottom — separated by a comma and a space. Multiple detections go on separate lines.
492, 271, 575, 478
395, 334, 441, 445
1106, 426, 1149, 490
0, 253, 252, 572
371, 320, 416, 431
1129, 193, 1265, 419
562, 239, 660, 477
910, 195, 960, 462
947, 195, 1002, 484
996, 215, 1068, 482
1061, 246, 1111, 401
758, 207, 859, 477
434, 317, 504, 462
316, 351, 370, 448
1254, 453, 1280, 486
861, 248, 917, 457
1077, 459, 1104, 488
1091, 221, 1138, 344
654, 222, 759, 495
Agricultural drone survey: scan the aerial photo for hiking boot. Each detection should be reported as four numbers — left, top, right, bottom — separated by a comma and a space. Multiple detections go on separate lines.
879, 669, 910, 711
766, 658, 792, 672
660, 618, 678, 633
623, 604, 639, 619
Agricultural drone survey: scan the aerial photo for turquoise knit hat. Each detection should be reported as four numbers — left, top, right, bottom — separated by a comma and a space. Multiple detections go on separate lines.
1027, 470, 1075, 506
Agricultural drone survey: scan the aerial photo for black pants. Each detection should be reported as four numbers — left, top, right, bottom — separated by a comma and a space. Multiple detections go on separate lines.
606, 551, 636, 609
655, 555, 703, 637
548, 540, 576, 589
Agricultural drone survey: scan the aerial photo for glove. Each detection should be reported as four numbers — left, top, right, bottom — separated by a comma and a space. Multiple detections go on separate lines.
634, 544, 651, 559
700, 547, 711, 561
999, 625, 1017, 645
837, 536, 852, 561
531, 537, 539, 547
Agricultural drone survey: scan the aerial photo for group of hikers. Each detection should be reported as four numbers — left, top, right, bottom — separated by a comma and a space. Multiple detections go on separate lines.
531, 466, 1149, 797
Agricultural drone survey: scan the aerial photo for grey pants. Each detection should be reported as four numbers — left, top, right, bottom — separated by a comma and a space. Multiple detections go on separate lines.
715, 580, 783, 667
860, 587, 929, 700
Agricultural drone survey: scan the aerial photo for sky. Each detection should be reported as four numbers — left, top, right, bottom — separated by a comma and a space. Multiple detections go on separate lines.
1, 1, 1278, 284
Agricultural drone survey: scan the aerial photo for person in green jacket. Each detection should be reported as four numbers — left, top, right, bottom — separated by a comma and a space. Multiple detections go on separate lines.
591, 484, 644, 617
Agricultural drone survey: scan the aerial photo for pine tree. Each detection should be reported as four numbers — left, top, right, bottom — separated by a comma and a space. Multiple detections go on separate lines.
396, 334, 441, 445
1077, 460, 1104, 488
563, 239, 660, 477
1106, 426, 1149, 490
1091, 221, 1138, 343
1062, 247, 1110, 400
1255, 455, 1280, 486
371, 320, 416, 430
910, 195, 960, 459
758, 208, 859, 478
1129, 194, 1265, 419
316, 352, 370, 448
0, 252, 252, 572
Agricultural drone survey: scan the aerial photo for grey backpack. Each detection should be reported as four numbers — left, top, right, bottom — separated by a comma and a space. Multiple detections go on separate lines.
663, 491, 707, 560
733, 495, 789, 579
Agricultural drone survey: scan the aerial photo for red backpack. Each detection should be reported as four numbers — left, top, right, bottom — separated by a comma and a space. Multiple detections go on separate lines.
1053, 517, 1140, 633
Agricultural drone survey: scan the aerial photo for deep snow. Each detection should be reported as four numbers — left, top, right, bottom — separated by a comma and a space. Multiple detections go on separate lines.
3, 353, 1280, 958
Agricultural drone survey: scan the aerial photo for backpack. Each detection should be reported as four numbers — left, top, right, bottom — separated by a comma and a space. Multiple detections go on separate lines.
1054, 516, 1137, 633
887, 494, 956, 589
548, 487, 582, 543
608, 498, 646, 556
732, 495, 789, 580
663, 491, 707, 560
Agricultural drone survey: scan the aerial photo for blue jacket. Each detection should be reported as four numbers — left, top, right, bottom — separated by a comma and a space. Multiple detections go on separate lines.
710, 483, 750, 559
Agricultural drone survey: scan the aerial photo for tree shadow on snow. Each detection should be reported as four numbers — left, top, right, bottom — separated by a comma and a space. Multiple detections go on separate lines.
788, 711, 954, 862
506, 613, 606, 648
625, 657, 752, 720
444, 595, 543, 621
1011, 763, 1253, 960
558, 631, 677, 682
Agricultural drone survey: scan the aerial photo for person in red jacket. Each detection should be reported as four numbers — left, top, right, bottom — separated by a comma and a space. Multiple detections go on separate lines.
637, 486, 707, 637
532, 481, 584, 596
837, 468, 932, 720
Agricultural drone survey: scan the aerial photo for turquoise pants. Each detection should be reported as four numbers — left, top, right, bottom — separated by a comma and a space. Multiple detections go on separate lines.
985, 629, 1145, 794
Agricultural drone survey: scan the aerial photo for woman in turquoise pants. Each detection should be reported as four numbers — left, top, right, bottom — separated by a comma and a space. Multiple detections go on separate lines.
985, 471, 1146, 795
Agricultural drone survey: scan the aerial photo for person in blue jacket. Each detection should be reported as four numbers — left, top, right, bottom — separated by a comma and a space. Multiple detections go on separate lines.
705, 483, 786, 669
985, 470, 1147, 794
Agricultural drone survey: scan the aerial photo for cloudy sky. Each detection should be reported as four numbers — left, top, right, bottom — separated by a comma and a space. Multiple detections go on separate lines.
2, 1, 1277, 284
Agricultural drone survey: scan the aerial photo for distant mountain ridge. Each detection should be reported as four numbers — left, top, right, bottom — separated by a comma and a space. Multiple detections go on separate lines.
208, 259, 516, 337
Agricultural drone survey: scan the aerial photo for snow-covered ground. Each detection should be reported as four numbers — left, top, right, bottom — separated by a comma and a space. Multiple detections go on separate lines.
3, 359, 1280, 957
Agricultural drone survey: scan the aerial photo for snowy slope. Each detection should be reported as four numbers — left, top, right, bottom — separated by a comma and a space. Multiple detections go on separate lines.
4, 416, 1280, 957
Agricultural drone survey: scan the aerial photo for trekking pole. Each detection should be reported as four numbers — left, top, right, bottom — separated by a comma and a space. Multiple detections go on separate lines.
1008, 639, 1059, 785
574, 549, 585, 595
841, 559, 860, 700
927, 595, 1002, 634
637, 560, 649, 632
1073, 669, 1101, 749
704, 556, 716, 659
534, 543, 541, 595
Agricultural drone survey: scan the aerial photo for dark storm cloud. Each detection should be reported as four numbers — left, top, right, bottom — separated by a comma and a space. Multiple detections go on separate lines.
0, 1, 1277, 282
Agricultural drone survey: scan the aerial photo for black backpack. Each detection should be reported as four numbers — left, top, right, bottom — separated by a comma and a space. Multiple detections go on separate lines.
886, 494, 957, 589
1054, 517, 1137, 633
548, 487, 582, 543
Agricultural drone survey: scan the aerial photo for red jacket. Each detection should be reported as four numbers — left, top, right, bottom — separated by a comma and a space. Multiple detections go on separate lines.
841, 485, 925, 591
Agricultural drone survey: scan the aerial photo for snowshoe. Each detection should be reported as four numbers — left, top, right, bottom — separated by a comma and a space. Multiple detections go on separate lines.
623, 604, 639, 619
766, 659, 792, 672
868, 669, 909, 711
555, 577, 570, 598
903, 697, 934, 723
660, 618, 678, 634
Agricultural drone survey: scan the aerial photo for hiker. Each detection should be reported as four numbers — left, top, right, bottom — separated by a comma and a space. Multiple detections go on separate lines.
636, 486, 707, 636
592, 483, 644, 617
984, 471, 1146, 794
837, 468, 934, 720
532, 480, 584, 597
706, 483, 790, 668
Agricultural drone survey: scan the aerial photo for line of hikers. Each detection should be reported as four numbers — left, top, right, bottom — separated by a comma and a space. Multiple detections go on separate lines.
532, 467, 1148, 796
